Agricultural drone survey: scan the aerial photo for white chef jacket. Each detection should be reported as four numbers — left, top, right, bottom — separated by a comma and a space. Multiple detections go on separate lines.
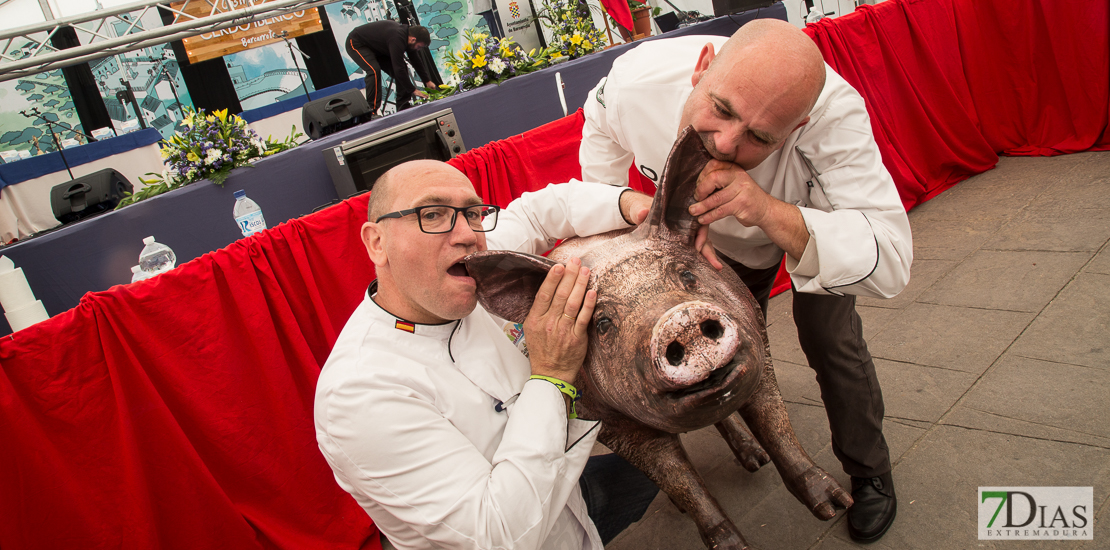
580, 35, 913, 298
315, 181, 632, 550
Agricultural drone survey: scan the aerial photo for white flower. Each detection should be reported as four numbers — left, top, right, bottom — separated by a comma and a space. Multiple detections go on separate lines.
474, 75, 484, 86
161, 168, 172, 183
205, 148, 222, 165
187, 168, 197, 179
447, 74, 461, 87
489, 57, 506, 74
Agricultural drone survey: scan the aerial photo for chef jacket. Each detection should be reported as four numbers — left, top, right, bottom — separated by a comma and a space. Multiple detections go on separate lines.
580, 35, 913, 298
315, 181, 633, 550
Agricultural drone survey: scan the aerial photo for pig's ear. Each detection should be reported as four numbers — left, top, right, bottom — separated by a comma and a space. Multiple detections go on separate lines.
642, 126, 714, 244
464, 250, 557, 324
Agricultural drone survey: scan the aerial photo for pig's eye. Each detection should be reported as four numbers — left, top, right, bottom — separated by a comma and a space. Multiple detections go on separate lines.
596, 316, 613, 335
680, 270, 697, 287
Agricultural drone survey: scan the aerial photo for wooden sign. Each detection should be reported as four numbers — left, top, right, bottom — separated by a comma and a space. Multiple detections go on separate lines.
172, 0, 324, 64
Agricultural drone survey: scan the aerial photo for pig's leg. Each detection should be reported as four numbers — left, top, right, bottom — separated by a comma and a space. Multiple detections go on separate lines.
599, 416, 750, 550
737, 331, 854, 520
714, 413, 770, 472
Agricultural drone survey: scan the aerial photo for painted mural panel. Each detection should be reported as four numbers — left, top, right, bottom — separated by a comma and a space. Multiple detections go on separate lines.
223, 41, 316, 111
77, 9, 193, 141
0, 30, 86, 156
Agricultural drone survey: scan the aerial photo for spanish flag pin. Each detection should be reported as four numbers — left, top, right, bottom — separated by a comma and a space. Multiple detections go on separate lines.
395, 320, 416, 333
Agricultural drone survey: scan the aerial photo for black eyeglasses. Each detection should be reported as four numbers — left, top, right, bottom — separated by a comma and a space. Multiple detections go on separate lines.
375, 204, 500, 234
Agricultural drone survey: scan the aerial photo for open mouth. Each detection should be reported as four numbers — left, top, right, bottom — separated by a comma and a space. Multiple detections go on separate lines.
447, 262, 469, 278
667, 359, 737, 398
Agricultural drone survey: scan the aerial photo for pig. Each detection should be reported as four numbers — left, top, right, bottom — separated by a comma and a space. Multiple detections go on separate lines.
464, 127, 853, 549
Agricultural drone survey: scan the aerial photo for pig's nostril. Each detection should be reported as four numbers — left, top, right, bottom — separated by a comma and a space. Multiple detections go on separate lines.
700, 320, 724, 340
666, 342, 686, 366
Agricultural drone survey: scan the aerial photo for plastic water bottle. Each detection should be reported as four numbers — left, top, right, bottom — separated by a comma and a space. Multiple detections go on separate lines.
233, 190, 267, 237
138, 236, 176, 276
130, 265, 147, 283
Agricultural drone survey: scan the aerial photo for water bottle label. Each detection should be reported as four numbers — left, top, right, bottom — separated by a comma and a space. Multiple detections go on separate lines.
236, 211, 267, 237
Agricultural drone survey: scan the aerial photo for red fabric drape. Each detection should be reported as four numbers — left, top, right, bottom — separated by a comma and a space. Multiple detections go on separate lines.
804, 0, 1110, 208
0, 201, 380, 550
448, 109, 655, 208
3, 1, 1109, 547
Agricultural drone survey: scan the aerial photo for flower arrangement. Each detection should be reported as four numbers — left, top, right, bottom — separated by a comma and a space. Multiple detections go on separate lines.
117, 107, 303, 209
434, 29, 551, 96
535, 0, 609, 59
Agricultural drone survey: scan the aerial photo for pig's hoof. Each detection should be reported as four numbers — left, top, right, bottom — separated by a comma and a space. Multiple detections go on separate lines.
786, 465, 854, 521
733, 443, 770, 473
702, 523, 749, 550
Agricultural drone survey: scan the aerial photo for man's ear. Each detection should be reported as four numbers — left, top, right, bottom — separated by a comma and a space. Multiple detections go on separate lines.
362, 221, 387, 266
691, 43, 716, 88
793, 116, 811, 131
464, 250, 557, 323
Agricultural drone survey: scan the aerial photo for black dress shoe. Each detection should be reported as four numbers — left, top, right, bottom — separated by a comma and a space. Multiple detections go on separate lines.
848, 472, 897, 543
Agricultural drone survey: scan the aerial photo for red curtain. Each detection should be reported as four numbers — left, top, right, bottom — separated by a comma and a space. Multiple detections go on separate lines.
0, 201, 380, 550
804, 0, 1110, 208
3, 1, 1109, 548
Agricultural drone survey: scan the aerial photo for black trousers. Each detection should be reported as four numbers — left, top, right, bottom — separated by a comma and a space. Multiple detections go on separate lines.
579, 453, 658, 543
727, 255, 892, 479
345, 39, 415, 113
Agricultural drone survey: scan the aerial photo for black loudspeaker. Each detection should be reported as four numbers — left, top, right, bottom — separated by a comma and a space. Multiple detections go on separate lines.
50, 168, 132, 225
302, 89, 373, 140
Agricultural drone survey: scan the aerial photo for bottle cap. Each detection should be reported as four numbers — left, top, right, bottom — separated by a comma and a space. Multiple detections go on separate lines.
143, 236, 155, 245
234, 190, 246, 199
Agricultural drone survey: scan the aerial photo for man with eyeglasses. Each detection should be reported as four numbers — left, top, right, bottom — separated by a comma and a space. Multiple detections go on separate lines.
314, 160, 660, 550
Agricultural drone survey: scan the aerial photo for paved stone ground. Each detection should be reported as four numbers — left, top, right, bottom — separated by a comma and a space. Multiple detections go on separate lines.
605, 151, 1110, 550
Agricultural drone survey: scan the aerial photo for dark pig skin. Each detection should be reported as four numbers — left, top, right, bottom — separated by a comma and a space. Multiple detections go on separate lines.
465, 128, 852, 549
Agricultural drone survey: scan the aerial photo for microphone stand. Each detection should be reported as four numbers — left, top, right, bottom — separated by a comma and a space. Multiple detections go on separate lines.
279, 31, 312, 101
19, 107, 95, 180
659, 0, 708, 26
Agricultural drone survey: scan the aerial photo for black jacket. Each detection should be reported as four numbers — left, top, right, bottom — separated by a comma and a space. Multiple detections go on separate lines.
347, 20, 433, 96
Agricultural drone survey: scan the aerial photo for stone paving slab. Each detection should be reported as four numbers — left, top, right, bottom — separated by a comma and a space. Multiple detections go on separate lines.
916, 249, 1092, 312
958, 354, 1110, 440
866, 302, 1034, 373
1008, 271, 1110, 370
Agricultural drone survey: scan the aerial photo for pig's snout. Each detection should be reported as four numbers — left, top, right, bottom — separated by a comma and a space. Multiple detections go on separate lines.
650, 301, 741, 390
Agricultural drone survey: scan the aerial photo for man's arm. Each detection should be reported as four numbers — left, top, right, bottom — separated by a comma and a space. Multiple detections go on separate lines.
388, 37, 417, 97
485, 180, 634, 254
580, 78, 635, 186
405, 49, 435, 88
690, 86, 912, 298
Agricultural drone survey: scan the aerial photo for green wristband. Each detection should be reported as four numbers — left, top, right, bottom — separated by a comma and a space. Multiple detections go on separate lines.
529, 375, 582, 419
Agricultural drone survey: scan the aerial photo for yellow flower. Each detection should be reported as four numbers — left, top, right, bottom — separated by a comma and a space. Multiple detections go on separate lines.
160, 146, 172, 159
214, 108, 228, 121
187, 151, 200, 162
462, 42, 472, 52
474, 32, 488, 40
206, 115, 215, 123
472, 54, 487, 68
570, 33, 583, 45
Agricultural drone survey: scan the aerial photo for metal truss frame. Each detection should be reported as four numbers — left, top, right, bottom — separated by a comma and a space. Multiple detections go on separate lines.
0, 0, 336, 82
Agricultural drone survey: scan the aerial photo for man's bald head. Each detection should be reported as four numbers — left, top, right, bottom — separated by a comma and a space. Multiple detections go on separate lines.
678, 19, 827, 169
711, 19, 826, 126
367, 160, 472, 222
